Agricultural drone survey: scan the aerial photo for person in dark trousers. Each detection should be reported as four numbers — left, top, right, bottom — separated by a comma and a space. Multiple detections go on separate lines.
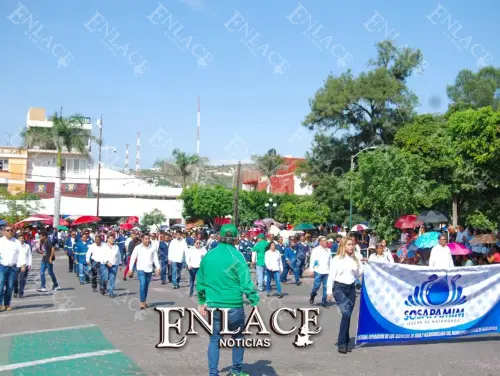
158, 232, 169, 284
123, 237, 140, 280
197, 224, 259, 376
0, 226, 20, 311
64, 230, 78, 273
86, 235, 104, 292
14, 234, 31, 298
37, 231, 60, 292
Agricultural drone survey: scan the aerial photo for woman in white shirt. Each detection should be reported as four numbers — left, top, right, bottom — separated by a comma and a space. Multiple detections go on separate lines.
327, 238, 365, 354
100, 233, 122, 297
368, 243, 393, 263
186, 240, 207, 297
379, 239, 394, 263
14, 234, 32, 298
264, 242, 283, 298
128, 234, 160, 310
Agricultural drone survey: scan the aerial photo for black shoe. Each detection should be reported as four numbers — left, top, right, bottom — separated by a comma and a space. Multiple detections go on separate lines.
161, 281, 166, 285
173, 285, 179, 289
92, 288, 97, 292
321, 302, 328, 308
100, 289, 106, 295
296, 282, 302, 286
13, 293, 18, 298
278, 293, 284, 298
338, 347, 347, 354
123, 277, 127, 281
309, 296, 315, 305
347, 347, 352, 352
19, 293, 24, 298
68, 270, 72, 273
266, 293, 271, 297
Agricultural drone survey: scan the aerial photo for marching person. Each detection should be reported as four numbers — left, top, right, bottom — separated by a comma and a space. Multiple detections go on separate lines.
37, 230, 60, 292
327, 238, 366, 354
0, 226, 20, 311
86, 235, 104, 292
308, 236, 331, 307
14, 233, 32, 298
429, 234, 454, 268
101, 233, 121, 297
282, 239, 301, 285
186, 239, 207, 297
168, 232, 188, 289
368, 243, 393, 263
197, 224, 259, 376
158, 232, 169, 285
264, 241, 284, 298
74, 232, 93, 285
123, 235, 140, 281
128, 234, 160, 310
64, 230, 78, 273
251, 234, 268, 292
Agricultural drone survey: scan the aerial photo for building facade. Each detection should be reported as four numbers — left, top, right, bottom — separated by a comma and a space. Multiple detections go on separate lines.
0, 147, 28, 194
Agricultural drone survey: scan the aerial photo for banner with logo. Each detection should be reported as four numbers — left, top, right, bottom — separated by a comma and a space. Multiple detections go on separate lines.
356, 263, 500, 344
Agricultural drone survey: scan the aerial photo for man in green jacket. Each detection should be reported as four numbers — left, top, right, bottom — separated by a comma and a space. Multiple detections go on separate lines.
251, 233, 269, 292
197, 224, 259, 376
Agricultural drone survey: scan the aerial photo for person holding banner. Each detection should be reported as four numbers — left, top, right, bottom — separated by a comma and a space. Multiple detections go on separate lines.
327, 238, 366, 354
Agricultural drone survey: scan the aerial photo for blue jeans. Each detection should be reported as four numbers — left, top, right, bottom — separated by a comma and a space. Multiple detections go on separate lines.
172, 262, 182, 287
40, 262, 59, 289
160, 257, 168, 282
100, 264, 118, 294
138, 270, 152, 302
255, 265, 265, 291
208, 308, 245, 376
282, 261, 300, 283
296, 258, 305, 277
266, 269, 281, 294
333, 281, 356, 349
77, 263, 89, 284
311, 272, 328, 303
188, 267, 199, 295
0, 265, 17, 306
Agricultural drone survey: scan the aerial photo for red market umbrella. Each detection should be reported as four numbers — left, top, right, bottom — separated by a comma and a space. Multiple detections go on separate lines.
120, 223, 134, 231
72, 215, 101, 226
394, 214, 423, 229
126, 216, 139, 224
447, 242, 472, 256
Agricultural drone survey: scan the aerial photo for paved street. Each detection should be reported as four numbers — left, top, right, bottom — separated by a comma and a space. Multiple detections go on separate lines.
0, 251, 499, 376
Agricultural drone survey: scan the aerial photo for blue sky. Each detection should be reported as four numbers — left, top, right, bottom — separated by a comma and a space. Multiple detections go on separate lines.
0, 0, 498, 167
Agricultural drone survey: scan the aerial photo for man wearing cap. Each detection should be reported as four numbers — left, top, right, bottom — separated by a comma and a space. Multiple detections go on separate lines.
197, 224, 259, 376
251, 233, 268, 292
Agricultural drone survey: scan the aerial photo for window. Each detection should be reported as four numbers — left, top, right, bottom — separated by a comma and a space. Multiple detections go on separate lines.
0, 159, 8, 171
65, 158, 87, 174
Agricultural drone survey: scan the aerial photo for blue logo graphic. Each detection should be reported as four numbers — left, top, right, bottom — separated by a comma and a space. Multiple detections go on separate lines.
405, 274, 467, 307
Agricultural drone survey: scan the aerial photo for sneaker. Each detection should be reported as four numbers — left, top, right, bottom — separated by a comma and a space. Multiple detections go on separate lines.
338, 347, 347, 354
266, 293, 271, 297
309, 296, 315, 305
38, 287, 49, 292
161, 281, 165, 285
5, 306, 12, 312
13, 293, 18, 298
51, 286, 60, 291
278, 293, 284, 298
0, 305, 5, 312
296, 282, 302, 286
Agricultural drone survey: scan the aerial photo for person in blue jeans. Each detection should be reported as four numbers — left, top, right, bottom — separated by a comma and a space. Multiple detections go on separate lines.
308, 237, 331, 308
197, 224, 259, 376
0, 226, 21, 311
158, 233, 169, 284
37, 231, 60, 292
128, 234, 160, 310
100, 233, 121, 297
74, 233, 93, 285
282, 240, 301, 285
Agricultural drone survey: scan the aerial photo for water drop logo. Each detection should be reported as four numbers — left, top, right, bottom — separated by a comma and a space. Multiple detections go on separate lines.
405, 274, 467, 307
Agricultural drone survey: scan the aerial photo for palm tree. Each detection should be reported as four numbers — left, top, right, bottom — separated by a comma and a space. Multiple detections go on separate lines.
154, 149, 207, 188
251, 152, 286, 193
21, 111, 100, 228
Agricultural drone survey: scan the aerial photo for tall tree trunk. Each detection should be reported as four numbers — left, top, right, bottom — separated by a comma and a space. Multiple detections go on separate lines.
53, 150, 62, 228
452, 194, 458, 226
182, 175, 187, 189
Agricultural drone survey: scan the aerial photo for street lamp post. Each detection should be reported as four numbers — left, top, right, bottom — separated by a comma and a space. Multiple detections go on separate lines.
96, 116, 103, 217
265, 198, 278, 217
349, 146, 379, 230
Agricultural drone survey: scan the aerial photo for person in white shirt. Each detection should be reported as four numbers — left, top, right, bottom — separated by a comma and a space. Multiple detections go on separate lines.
86, 235, 105, 293
308, 237, 331, 307
379, 239, 395, 263
368, 243, 393, 263
0, 226, 20, 311
264, 242, 284, 298
429, 235, 454, 268
100, 233, 122, 297
168, 232, 188, 289
186, 239, 207, 297
128, 234, 160, 310
14, 234, 32, 298
327, 238, 366, 354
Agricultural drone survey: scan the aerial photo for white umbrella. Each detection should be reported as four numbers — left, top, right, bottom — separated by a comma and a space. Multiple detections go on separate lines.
351, 224, 369, 232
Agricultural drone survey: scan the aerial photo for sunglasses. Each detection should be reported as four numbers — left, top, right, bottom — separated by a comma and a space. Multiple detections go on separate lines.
5, 229, 13, 232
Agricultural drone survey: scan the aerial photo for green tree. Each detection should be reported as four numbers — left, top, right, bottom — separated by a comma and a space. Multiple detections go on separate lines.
21, 111, 99, 228
180, 185, 233, 226
0, 188, 43, 224
275, 198, 330, 226
141, 208, 166, 230
154, 149, 207, 188
447, 67, 500, 109
251, 152, 286, 193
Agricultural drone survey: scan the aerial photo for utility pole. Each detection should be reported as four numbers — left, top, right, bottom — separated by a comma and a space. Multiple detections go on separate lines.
96, 115, 103, 217
233, 161, 241, 226
5, 133, 11, 146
